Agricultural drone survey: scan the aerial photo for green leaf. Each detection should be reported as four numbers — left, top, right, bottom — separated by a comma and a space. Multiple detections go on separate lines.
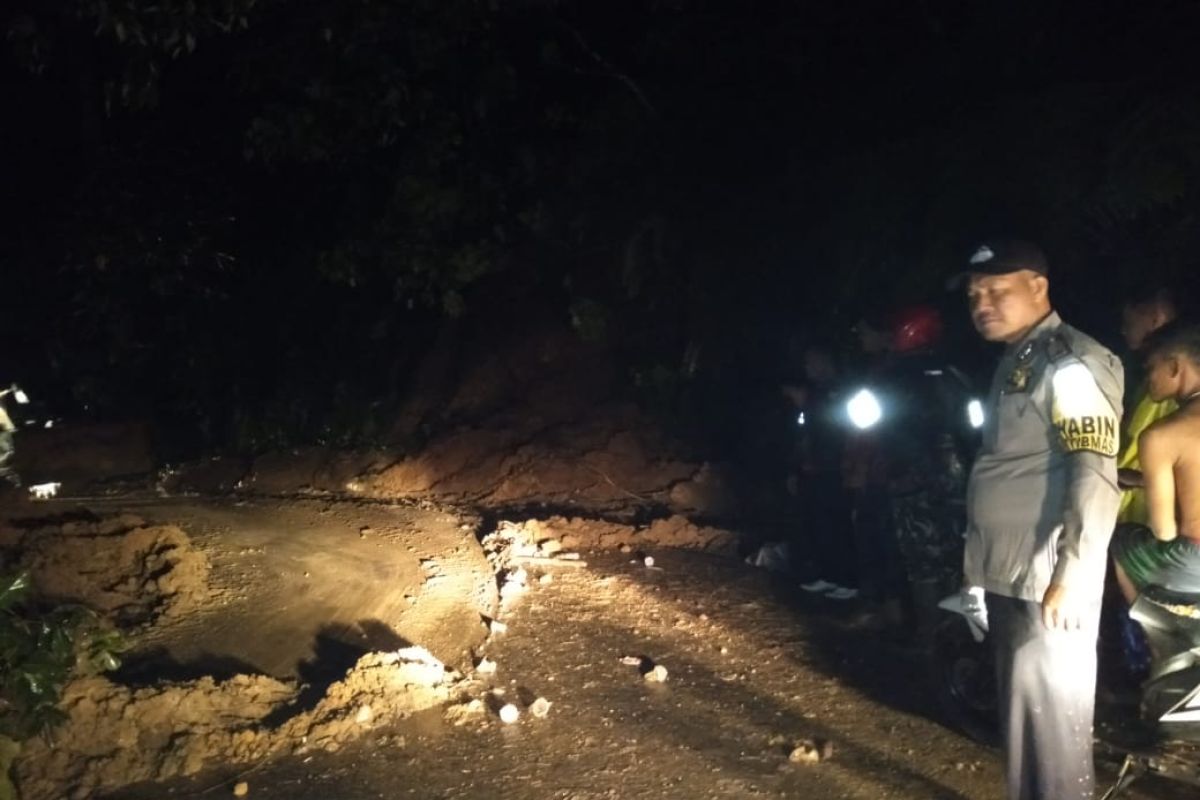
0, 575, 28, 612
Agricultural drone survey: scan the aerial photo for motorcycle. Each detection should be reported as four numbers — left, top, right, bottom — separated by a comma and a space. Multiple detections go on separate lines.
933, 584, 1200, 797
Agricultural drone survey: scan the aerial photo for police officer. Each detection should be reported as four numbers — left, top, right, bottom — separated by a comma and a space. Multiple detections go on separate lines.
955, 240, 1123, 800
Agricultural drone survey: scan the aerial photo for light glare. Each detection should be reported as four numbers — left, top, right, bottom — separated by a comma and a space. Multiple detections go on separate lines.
847, 388, 883, 430
968, 399, 984, 429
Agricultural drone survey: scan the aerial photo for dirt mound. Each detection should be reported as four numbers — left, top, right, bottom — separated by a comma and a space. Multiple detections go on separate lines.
288, 647, 455, 752
349, 404, 733, 515
15, 646, 457, 800
15, 674, 292, 799
483, 516, 738, 561
0, 513, 211, 626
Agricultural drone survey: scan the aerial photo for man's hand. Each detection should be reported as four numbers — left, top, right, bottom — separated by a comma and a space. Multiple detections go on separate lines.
1118, 468, 1144, 490
1041, 583, 1081, 631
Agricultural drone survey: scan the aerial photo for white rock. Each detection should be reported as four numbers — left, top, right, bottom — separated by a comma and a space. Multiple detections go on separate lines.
355, 704, 373, 724
498, 703, 520, 724
530, 697, 552, 718
475, 657, 497, 675
489, 619, 508, 635
789, 744, 820, 764
789, 739, 833, 764
643, 556, 655, 567
538, 573, 553, 585
643, 665, 669, 683
233, 781, 250, 797
540, 539, 564, 555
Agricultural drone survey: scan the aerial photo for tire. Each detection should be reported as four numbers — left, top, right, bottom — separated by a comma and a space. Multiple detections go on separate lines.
929, 614, 1000, 746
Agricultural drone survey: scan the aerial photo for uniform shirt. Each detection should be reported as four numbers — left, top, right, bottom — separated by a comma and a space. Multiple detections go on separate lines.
1116, 386, 1176, 525
964, 312, 1123, 604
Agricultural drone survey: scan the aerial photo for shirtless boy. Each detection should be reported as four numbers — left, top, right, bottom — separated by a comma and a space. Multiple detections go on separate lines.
1112, 319, 1200, 601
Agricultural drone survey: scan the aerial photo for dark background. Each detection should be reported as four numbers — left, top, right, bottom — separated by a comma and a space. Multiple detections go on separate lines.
3, 0, 1199, 463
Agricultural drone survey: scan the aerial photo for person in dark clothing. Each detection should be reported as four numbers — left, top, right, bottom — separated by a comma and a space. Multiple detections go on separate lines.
791, 343, 858, 599
842, 306, 979, 630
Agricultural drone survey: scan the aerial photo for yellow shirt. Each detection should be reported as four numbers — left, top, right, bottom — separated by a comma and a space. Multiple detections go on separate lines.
1117, 385, 1177, 524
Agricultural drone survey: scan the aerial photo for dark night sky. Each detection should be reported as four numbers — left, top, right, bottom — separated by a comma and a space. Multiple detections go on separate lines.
2, 1, 1199, 454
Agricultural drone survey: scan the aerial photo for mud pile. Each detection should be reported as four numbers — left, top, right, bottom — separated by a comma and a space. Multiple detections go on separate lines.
348, 407, 734, 516
483, 516, 737, 561
0, 513, 211, 626
167, 411, 736, 519
15, 646, 457, 800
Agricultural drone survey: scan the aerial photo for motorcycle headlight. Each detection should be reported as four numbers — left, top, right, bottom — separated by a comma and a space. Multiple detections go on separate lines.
967, 399, 984, 429
13, 389, 28, 405
846, 388, 883, 430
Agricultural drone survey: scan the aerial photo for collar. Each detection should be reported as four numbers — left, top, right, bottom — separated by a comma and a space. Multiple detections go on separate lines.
1004, 310, 1061, 358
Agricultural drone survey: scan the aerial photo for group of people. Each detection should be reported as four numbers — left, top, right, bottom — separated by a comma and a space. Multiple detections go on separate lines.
783, 303, 978, 633
789, 239, 1200, 800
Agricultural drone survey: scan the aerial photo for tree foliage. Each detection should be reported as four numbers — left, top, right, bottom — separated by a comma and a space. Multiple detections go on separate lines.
4, 1, 1200, 453
0, 572, 123, 799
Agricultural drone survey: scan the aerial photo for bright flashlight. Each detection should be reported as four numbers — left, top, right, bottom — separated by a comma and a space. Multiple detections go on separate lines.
967, 399, 984, 429
846, 388, 883, 430
797, 412, 806, 427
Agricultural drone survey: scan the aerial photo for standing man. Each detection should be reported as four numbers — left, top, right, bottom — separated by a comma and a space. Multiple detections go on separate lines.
956, 240, 1123, 800
792, 341, 859, 599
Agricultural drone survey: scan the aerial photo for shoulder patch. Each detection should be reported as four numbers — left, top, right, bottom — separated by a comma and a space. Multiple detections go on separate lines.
1045, 333, 1073, 362
1050, 361, 1118, 457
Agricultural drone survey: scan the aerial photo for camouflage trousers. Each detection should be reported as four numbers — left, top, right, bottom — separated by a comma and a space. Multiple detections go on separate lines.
0, 430, 18, 487
891, 488, 963, 588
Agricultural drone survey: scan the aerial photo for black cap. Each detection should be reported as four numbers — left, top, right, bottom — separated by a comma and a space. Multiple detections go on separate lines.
948, 239, 1049, 289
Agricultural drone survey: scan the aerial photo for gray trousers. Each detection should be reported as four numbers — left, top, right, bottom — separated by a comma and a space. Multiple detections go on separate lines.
987, 593, 1101, 800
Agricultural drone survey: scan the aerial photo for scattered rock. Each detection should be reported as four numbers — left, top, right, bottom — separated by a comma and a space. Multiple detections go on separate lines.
498, 703, 520, 724
233, 781, 249, 797
475, 657, 497, 675
643, 665, 669, 683
788, 739, 834, 765
355, 704, 373, 725
643, 556, 656, 568
488, 619, 508, 636
529, 697, 552, 719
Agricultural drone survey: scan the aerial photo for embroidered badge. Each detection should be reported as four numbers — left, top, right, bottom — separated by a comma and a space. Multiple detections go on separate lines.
1004, 365, 1031, 393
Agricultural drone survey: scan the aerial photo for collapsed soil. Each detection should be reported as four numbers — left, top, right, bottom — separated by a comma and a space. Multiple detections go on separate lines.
15, 647, 457, 800
0, 496, 498, 800
102, 550, 1193, 800
0, 512, 211, 626
10, 510, 739, 799
7, 501, 1188, 800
